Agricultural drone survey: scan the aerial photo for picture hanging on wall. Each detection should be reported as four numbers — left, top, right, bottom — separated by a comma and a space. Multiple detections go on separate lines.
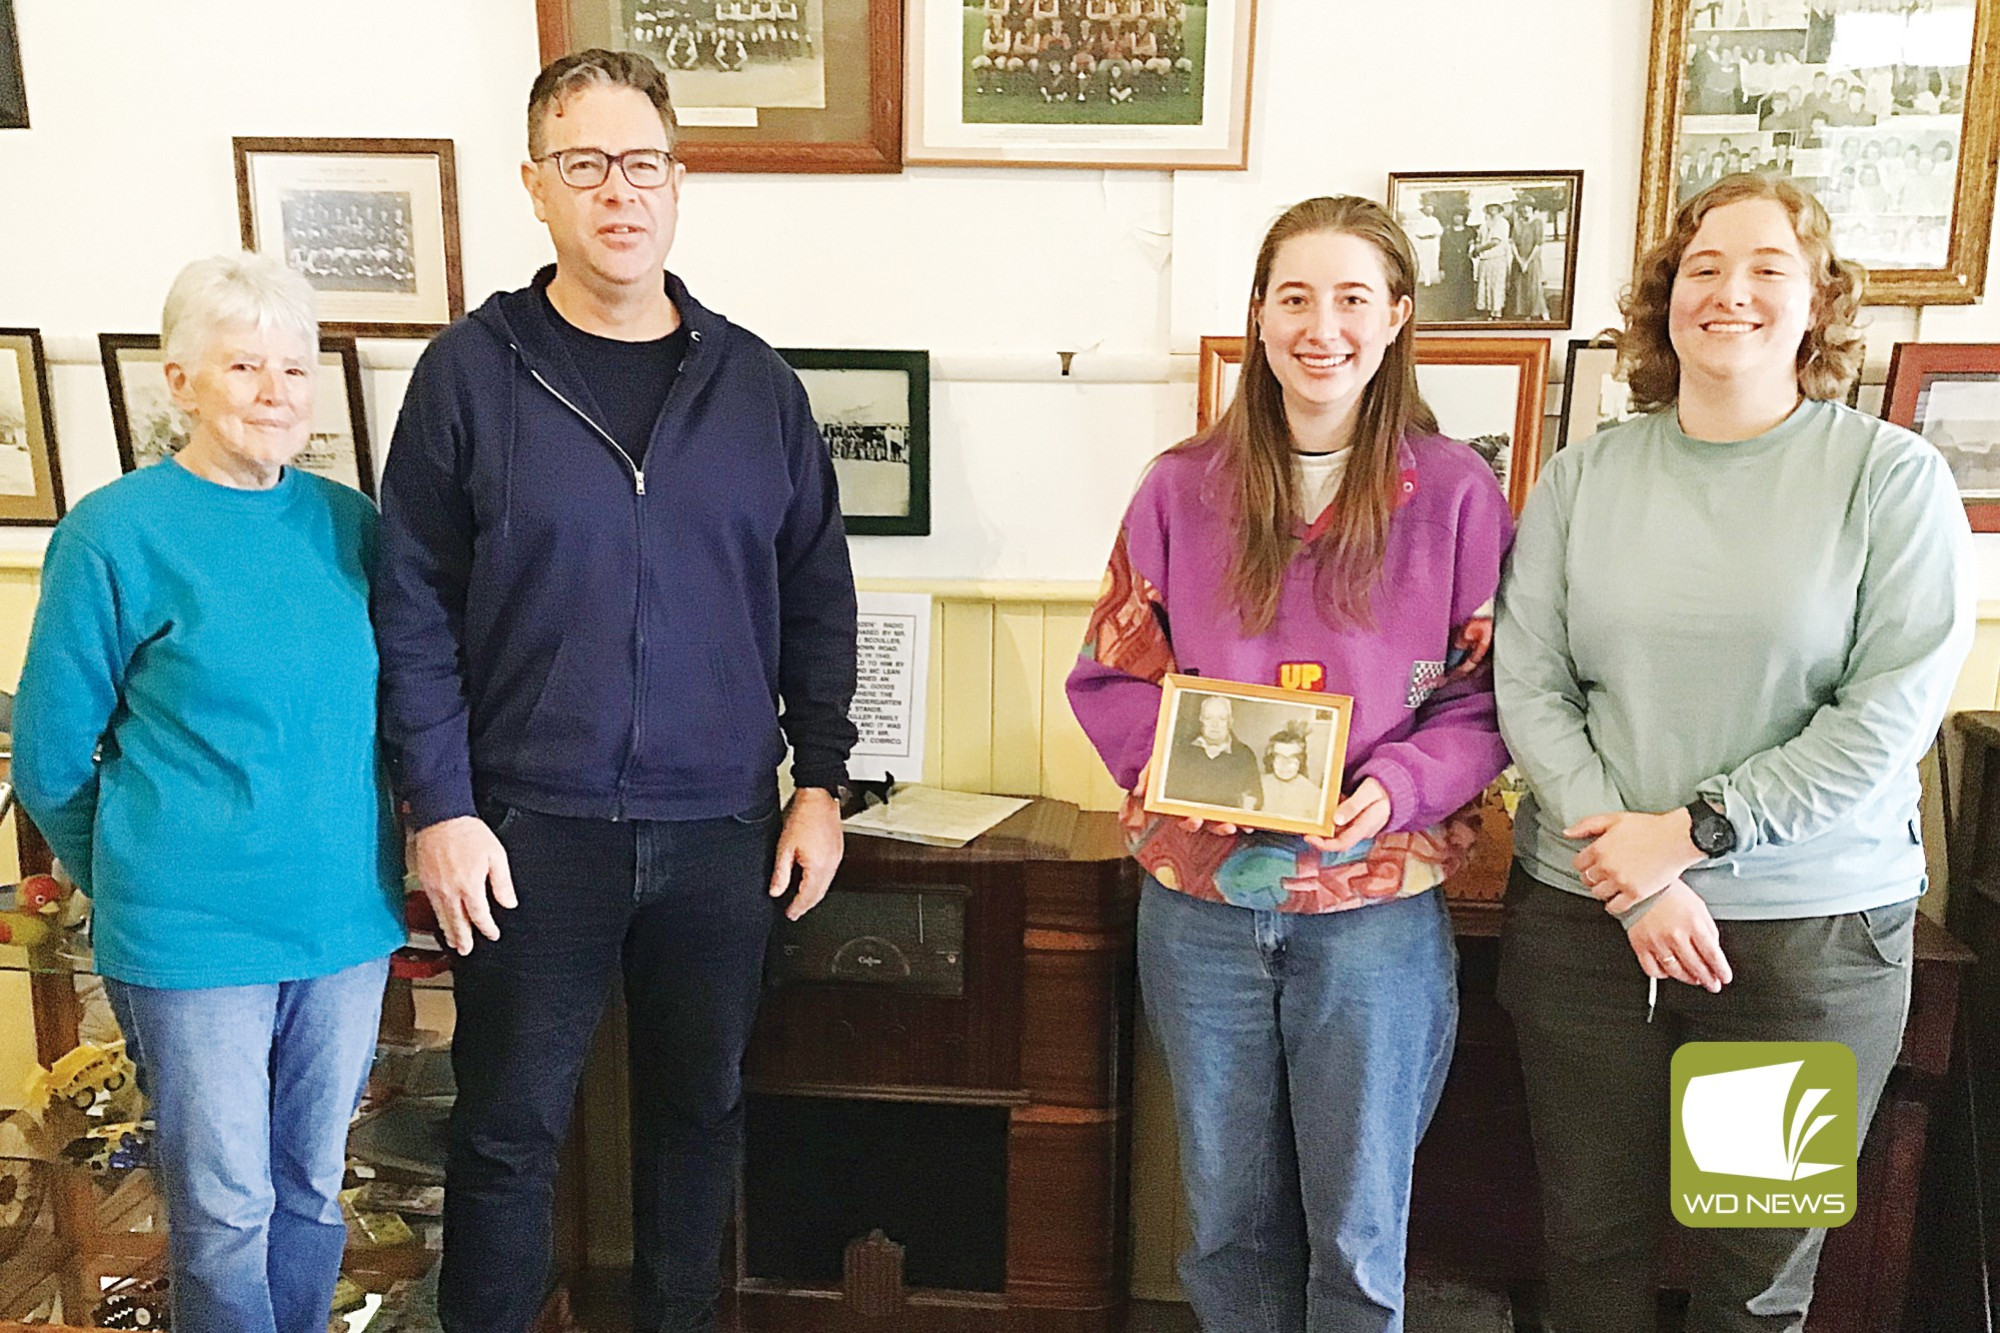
1558, 338, 1644, 452
780, 348, 930, 535
0, 330, 65, 525
538, 0, 903, 172
0, 1, 26, 129
1387, 171, 1584, 331
233, 138, 464, 337
1197, 335, 1549, 514
99, 334, 377, 499
1637, 0, 2000, 304
1882, 340, 2000, 530
903, 0, 1257, 168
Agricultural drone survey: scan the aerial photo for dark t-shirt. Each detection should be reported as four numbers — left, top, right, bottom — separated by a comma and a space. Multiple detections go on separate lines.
541, 288, 690, 462
1166, 736, 1262, 810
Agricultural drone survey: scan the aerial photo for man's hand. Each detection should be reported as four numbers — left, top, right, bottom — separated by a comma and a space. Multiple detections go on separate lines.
1307, 776, 1392, 855
771, 787, 844, 920
412, 816, 517, 955
1567, 808, 1702, 911
1625, 880, 1732, 993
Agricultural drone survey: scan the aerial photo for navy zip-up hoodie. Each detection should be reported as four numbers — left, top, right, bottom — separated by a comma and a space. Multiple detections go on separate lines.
373, 267, 858, 828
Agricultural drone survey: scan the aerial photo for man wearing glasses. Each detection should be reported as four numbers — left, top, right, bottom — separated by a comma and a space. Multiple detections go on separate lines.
372, 48, 858, 1333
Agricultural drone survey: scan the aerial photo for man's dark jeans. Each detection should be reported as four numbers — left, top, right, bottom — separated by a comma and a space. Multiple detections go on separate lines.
437, 794, 783, 1333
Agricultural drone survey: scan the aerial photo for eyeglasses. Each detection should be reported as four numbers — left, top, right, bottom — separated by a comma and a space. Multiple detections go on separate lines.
535, 147, 675, 190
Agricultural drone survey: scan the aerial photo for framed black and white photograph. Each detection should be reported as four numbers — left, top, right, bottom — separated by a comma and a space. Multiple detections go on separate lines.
0, 1, 26, 129
1144, 673, 1353, 837
1639, 0, 1999, 304
99, 334, 376, 498
780, 348, 930, 536
234, 138, 464, 337
1558, 338, 1643, 451
905, 0, 1256, 167
1882, 341, 2000, 531
0, 330, 65, 525
1389, 171, 1584, 330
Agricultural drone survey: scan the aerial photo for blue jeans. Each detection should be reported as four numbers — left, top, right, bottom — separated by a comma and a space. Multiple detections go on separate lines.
1138, 882, 1458, 1333
105, 956, 390, 1333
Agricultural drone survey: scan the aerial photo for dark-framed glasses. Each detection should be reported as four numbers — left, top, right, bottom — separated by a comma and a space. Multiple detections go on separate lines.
535, 147, 675, 189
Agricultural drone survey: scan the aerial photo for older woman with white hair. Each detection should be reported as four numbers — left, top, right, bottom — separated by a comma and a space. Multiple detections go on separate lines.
14, 253, 402, 1333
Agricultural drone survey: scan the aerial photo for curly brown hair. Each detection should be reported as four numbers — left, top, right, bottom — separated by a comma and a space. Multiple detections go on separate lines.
1616, 174, 1866, 413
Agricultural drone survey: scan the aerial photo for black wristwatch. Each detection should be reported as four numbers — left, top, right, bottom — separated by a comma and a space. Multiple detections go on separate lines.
1686, 797, 1736, 858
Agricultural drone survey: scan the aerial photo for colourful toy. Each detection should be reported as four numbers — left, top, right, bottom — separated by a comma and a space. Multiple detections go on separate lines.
25, 1039, 134, 1114
59, 1121, 152, 1173
0, 873, 65, 947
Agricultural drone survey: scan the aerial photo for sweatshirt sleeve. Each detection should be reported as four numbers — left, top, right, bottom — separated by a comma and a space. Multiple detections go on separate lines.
1354, 462, 1515, 831
13, 528, 128, 890
773, 367, 858, 792
1700, 440, 1972, 854
1065, 472, 1177, 792
372, 348, 480, 829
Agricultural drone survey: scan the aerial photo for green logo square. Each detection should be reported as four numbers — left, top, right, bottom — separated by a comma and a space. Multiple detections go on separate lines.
1671, 1042, 1858, 1228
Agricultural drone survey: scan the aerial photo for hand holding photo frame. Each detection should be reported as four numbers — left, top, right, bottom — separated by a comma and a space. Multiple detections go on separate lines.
1145, 674, 1353, 837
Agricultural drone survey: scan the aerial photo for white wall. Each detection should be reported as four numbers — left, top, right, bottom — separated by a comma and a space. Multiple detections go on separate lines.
5, 0, 2000, 587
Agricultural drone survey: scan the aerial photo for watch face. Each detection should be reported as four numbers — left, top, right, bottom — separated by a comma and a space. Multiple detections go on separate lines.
1694, 809, 1733, 856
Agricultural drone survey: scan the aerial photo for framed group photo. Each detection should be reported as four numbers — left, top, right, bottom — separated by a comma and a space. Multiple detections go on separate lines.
905, 0, 1257, 168
1388, 170, 1584, 330
99, 334, 377, 498
234, 137, 464, 337
1144, 674, 1353, 837
1882, 341, 2000, 530
538, 0, 903, 171
1638, 0, 2000, 303
0, 329, 65, 525
781, 348, 931, 535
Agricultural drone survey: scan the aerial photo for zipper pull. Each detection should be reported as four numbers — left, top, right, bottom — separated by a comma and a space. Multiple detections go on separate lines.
635, 471, 647, 496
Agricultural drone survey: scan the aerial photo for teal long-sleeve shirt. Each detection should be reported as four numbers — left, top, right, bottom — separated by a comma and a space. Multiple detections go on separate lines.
14, 461, 404, 987
1494, 400, 1973, 919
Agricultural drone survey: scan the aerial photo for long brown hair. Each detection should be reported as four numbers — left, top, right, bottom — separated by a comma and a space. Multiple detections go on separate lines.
1187, 196, 1437, 636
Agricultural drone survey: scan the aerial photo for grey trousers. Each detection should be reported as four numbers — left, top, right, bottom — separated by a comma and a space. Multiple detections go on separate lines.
1495, 865, 1915, 1333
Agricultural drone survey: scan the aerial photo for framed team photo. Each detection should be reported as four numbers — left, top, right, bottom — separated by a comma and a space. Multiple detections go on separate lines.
1637, 0, 2000, 304
234, 137, 464, 337
1558, 338, 1643, 451
0, 329, 65, 525
780, 348, 930, 536
904, 0, 1257, 168
1387, 170, 1584, 331
1144, 674, 1353, 837
1882, 341, 2000, 530
99, 334, 377, 498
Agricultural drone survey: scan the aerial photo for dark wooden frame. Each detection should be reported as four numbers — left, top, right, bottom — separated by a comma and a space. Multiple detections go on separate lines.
1882, 340, 2000, 532
536, 0, 903, 173
0, 328, 65, 525
780, 347, 930, 536
1557, 335, 1637, 453
1637, 0, 2000, 305
0, 0, 26, 129
1387, 169, 1585, 331
99, 333, 377, 499
232, 136, 465, 338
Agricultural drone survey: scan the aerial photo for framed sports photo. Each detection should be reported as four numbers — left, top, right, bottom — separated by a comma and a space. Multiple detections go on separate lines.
233, 137, 464, 337
0, 329, 65, 525
1882, 341, 2000, 530
1195, 335, 1550, 514
538, 0, 903, 172
904, 0, 1257, 168
1558, 338, 1643, 451
1387, 170, 1584, 331
780, 348, 930, 536
1144, 674, 1353, 837
99, 334, 377, 498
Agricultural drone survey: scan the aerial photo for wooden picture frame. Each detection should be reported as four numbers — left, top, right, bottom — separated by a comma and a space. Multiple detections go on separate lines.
0, 329, 65, 525
537, 0, 903, 173
233, 137, 464, 337
779, 347, 930, 536
0, 1, 26, 130
1637, 0, 2000, 304
1144, 673, 1353, 837
1387, 170, 1585, 331
903, 0, 1257, 168
1882, 340, 2000, 530
1195, 335, 1550, 514
1558, 337, 1642, 452
99, 334, 377, 499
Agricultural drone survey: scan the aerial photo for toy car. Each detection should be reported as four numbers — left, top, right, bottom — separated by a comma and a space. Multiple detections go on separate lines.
59, 1121, 152, 1173
25, 1040, 134, 1114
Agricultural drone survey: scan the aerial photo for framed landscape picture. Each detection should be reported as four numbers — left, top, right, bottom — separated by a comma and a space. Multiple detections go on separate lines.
1558, 338, 1643, 451
1882, 341, 2000, 530
1144, 673, 1353, 837
1637, 0, 2000, 304
539, 0, 902, 172
234, 137, 464, 337
99, 334, 377, 498
0, 330, 64, 525
1388, 170, 1584, 331
781, 348, 930, 535
905, 0, 1257, 168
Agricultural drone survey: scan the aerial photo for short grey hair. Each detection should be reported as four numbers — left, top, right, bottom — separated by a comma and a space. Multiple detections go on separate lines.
161, 253, 319, 369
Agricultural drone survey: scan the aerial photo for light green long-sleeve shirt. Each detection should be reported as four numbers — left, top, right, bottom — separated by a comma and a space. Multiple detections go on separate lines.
1495, 399, 1972, 919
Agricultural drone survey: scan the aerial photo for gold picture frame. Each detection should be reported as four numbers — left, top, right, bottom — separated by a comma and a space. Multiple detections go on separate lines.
1144, 673, 1353, 837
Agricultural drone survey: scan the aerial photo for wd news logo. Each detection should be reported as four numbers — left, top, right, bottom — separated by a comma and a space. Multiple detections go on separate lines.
1671, 1042, 1857, 1228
